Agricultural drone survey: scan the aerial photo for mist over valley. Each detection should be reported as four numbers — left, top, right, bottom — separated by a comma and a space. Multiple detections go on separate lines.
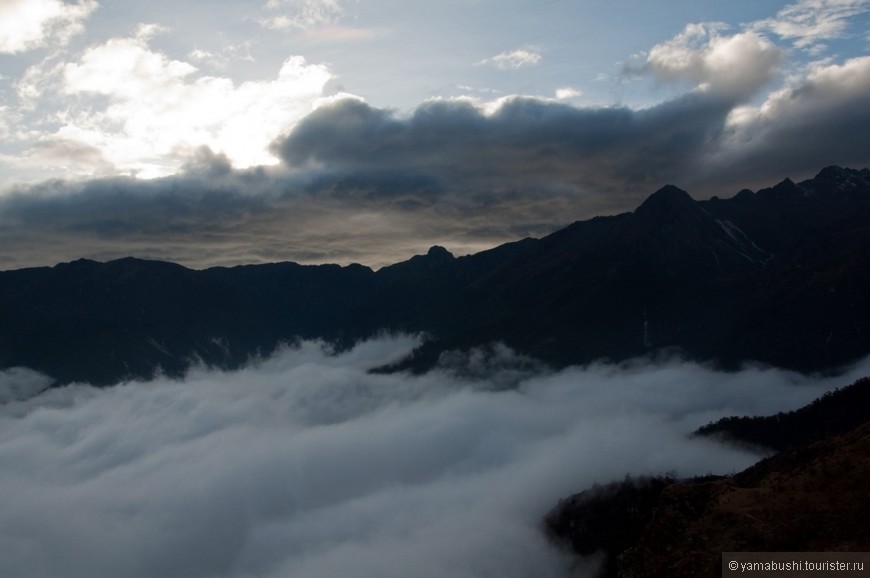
4, 335, 868, 578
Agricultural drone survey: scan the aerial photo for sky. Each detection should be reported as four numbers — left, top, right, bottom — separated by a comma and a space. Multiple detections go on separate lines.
1, 0, 869, 269
3, 334, 869, 578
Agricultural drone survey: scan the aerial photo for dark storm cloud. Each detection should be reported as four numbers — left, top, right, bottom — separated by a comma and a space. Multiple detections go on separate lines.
0, 172, 268, 268
3, 335, 868, 578
0, 164, 471, 269
275, 94, 735, 206
3, 176, 260, 237
708, 55, 870, 187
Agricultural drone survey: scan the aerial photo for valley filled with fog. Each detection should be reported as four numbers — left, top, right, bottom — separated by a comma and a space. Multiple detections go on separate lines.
2, 335, 869, 578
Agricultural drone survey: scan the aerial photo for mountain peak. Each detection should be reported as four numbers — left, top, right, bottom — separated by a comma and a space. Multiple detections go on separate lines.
426, 245, 453, 260
634, 185, 696, 219
815, 165, 849, 180
757, 177, 804, 200
376, 245, 454, 278
803, 165, 870, 195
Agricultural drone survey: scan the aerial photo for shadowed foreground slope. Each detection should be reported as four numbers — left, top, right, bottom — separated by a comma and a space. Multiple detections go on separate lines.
545, 377, 870, 578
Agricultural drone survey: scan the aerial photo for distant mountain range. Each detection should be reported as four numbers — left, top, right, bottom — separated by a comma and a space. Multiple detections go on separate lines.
1, 165, 869, 386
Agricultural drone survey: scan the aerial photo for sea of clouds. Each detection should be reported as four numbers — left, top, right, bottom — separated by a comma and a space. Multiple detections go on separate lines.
2, 335, 868, 578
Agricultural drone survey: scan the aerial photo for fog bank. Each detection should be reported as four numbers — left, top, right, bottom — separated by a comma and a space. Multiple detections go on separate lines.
2, 336, 868, 578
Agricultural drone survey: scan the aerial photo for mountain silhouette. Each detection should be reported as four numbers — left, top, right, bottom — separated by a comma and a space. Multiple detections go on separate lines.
1, 166, 868, 386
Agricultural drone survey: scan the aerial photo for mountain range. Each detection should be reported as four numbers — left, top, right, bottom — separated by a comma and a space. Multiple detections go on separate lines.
1, 165, 869, 386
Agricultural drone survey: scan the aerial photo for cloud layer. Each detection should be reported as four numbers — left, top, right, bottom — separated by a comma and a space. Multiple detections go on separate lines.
2, 336, 868, 578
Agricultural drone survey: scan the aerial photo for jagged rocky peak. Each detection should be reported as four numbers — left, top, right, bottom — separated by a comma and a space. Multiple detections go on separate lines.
804, 165, 870, 194
816, 165, 852, 181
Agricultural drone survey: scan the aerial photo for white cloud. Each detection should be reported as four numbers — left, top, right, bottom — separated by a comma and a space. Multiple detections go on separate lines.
640, 23, 782, 100
259, 0, 345, 30
188, 48, 226, 69
21, 33, 333, 178
0, 0, 97, 54
754, 0, 870, 49
555, 87, 583, 99
14, 55, 64, 107
2, 335, 867, 578
478, 48, 543, 70
63, 35, 197, 98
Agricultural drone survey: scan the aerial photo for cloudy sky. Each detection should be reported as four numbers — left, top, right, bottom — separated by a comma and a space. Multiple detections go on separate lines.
1, 0, 869, 269
4, 335, 869, 578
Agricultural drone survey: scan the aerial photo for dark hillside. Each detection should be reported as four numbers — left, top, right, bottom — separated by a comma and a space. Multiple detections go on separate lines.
695, 377, 870, 451
546, 375, 870, 578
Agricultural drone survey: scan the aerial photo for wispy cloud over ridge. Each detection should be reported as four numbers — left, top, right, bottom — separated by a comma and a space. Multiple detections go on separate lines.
3, 336, 867, 578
